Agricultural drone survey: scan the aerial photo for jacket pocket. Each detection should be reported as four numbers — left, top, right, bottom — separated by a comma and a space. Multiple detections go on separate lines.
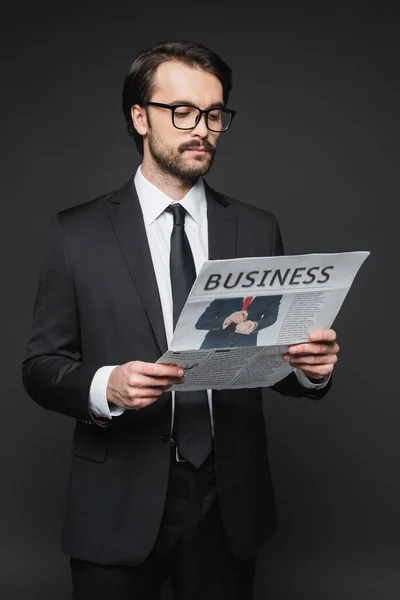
72, 421, 109, 463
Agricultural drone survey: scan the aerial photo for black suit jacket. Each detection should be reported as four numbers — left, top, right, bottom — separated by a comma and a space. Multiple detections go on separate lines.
196, 295, 282, 348
22, 177, 331, 565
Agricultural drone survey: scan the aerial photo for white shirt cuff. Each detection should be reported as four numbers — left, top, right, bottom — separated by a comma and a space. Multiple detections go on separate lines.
294, 368, 331, 389
89, 366, 125, 419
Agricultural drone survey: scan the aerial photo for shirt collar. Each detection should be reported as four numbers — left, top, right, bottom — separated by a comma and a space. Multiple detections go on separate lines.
134, 165, 206, 226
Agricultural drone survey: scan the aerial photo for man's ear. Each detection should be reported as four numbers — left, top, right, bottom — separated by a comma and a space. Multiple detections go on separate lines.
131, 104, 148, 136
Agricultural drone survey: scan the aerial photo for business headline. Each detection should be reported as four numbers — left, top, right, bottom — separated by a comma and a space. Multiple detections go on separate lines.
203, 265, 334, 291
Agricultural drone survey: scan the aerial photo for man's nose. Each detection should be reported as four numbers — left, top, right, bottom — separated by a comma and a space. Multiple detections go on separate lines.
190, 113, 208, 138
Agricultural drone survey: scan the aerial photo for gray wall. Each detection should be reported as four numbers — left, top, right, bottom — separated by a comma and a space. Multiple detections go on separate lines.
2, 3, 399, 598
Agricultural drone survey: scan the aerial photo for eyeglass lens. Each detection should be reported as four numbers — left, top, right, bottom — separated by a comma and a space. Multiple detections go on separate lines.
172, 106, 231, 131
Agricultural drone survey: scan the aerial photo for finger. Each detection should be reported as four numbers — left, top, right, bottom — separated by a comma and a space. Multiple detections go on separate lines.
284, 354, 338, 366
308, 328, 337, 342
128, 387, 167, 398
134, 361, 184, 378
129, 372, 184, 388
288, 342, 339, 355
296, 364, 335, 377
128, 388, 164, 403
128, 396, 160, 410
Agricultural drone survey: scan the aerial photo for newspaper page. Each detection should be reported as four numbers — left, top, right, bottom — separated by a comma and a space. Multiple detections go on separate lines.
157, 251, 369, 391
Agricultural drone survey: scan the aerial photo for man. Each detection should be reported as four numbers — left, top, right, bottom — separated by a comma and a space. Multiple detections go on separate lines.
22, 41, 339, 600
195, 295, 282, 348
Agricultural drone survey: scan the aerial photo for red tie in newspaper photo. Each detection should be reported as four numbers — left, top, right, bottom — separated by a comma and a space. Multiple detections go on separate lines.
242, 296, 253, 311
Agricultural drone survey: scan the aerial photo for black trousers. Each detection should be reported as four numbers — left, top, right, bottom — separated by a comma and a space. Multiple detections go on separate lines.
70, 446, 256, 600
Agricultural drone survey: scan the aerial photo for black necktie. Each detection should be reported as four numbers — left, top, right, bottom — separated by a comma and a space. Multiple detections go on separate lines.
167, 203, 212, 468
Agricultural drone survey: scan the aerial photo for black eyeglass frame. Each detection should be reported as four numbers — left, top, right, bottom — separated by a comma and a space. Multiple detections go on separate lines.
145, 101, 236, 132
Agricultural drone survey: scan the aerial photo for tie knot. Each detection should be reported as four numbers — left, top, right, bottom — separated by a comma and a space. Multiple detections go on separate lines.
166, 203, 187, 227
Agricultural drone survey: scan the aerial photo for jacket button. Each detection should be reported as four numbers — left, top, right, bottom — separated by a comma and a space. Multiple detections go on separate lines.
160, 432, 170, 443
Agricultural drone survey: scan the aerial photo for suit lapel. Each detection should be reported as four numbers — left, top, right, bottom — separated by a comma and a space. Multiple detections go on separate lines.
106, 178, 237, 355
205, 182, 238, 261
108, 179, 168, 354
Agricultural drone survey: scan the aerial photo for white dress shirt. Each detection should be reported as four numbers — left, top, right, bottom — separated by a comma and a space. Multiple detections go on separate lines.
89, 166, 329, 423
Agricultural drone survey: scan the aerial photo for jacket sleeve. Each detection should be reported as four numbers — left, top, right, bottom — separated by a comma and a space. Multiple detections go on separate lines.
253, 295, 282, 331
21, 215, 107, 425
195, 300, 227, 330
272, 371, 332, 401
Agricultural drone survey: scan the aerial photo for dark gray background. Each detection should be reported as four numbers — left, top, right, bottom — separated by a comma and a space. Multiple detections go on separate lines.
2, 2, 399, 598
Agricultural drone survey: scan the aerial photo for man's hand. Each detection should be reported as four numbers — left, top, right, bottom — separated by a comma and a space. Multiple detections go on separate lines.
107, 361, 184, 411
235, 320, 256, 335
223, 310, 248, 328
283, 328, 339, 380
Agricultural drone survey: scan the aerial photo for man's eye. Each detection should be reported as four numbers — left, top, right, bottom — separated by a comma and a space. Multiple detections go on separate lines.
175, 111, 191, 118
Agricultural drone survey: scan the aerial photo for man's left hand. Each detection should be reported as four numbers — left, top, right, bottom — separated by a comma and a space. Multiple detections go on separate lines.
283, 328, 339, 380
235, 320, 256, 335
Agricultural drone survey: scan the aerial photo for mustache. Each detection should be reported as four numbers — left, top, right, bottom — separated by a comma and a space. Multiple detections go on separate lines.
179, 140, 215, 153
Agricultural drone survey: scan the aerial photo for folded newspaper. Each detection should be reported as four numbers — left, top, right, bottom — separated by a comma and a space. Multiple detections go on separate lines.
157, 252, 369, 391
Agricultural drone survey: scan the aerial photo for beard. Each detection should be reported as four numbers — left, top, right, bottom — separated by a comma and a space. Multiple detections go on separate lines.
147, 130, 216, 184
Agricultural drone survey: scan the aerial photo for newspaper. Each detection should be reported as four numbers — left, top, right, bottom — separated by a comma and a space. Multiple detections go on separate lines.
157, 251, 369, 391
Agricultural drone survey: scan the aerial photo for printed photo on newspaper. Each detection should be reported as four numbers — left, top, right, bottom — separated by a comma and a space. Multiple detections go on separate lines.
157, 251, 369, 391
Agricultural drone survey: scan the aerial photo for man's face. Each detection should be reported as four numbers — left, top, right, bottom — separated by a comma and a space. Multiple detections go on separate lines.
136, 62, 224, 181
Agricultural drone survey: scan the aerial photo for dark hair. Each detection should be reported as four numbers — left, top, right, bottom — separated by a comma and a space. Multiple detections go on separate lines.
122, 40, 233, 155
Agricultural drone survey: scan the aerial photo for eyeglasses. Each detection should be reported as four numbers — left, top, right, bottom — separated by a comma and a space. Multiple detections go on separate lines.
145, 102, 236, 133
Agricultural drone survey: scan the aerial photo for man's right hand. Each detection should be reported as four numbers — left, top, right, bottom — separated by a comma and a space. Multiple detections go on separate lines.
106, 361, 184, 411
223, 310, 248, 328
